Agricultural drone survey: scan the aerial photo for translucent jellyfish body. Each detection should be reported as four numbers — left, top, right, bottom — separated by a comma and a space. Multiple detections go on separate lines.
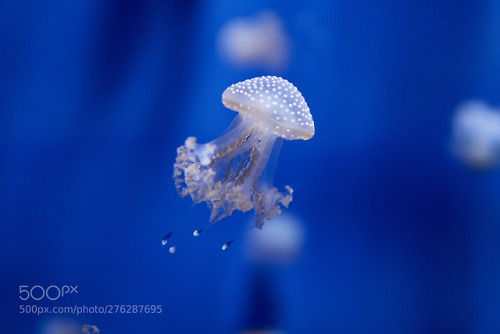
452, 101, 500, 170
174, 76, 314, 227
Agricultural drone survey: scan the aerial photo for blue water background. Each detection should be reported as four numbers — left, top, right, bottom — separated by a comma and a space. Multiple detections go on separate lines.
1, 0, 500, 333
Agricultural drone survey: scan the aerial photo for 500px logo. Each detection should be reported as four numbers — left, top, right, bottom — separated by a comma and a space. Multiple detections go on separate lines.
19, 285, 78, 301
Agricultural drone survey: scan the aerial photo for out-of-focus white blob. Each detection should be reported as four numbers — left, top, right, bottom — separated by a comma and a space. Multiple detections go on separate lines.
82, 324, 100, 334
452, 101, 500, 170
217, 12, 290, 71
38, 319, 81, 334
244, 213, 305, 266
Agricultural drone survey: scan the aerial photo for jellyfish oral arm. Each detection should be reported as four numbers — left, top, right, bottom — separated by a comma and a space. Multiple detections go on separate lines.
174, 114, 293, 225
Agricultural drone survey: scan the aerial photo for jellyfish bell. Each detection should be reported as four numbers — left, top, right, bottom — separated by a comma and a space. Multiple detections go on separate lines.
173, 76, 314, 229
221, 76, 314, 140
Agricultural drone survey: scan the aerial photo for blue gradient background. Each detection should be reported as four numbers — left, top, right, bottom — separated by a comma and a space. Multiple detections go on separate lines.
1, 0, 500, 333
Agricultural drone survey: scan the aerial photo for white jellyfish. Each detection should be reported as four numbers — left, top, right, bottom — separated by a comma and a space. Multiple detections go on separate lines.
452, 101, 500, 170
173, 76, 314, 228
217, 12, 290, 71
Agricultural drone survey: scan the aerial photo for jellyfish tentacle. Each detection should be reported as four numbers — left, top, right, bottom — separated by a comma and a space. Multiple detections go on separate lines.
173, 117, 294, 225
253, 184, 293, 225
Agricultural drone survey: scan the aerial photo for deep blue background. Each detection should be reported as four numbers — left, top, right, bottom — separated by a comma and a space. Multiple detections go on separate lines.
2, 0, 500, 333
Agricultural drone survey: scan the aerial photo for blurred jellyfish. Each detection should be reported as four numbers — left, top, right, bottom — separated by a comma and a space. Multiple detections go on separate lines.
38, 318, 81, 334
452, 101, 500, 170
173, 76, 314, 229
238, 213, 304, 333
82, 325, 100, 334
217, 12, 290, 71
244, 213, 305, 266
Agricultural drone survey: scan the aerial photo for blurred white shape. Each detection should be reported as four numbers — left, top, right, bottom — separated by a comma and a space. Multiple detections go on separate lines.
217, 12, 290, 71
38, 319, 80, 334
82, 324, 100, 334
452, 101, 500, 169
245, 213, 305, 266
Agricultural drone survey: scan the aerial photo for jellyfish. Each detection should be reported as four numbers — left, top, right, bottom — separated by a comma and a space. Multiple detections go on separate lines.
38, 319, 81, 334
173, 76, 314, 229
217, 12, 290, 71
244, 213, 305, 266
452, 101, 500, 170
